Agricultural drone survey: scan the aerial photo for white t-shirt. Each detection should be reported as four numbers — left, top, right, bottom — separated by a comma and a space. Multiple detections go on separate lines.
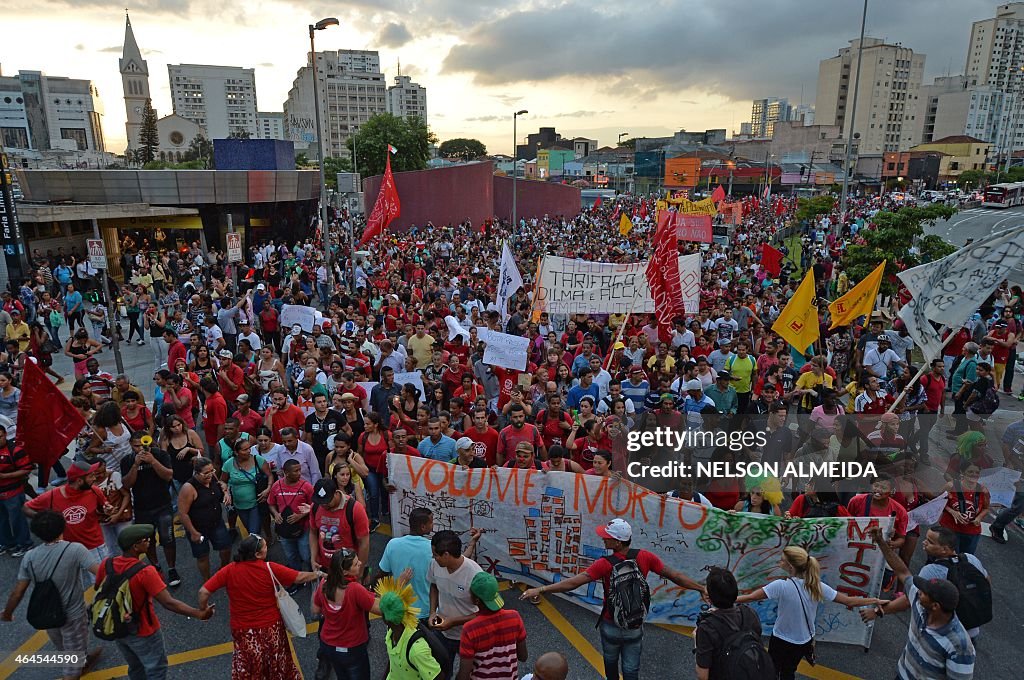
763, 577, 838, 644
237, 331, 262, 350
426, 557, 482, 640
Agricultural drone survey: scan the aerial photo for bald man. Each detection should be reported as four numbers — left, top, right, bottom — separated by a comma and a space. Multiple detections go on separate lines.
522, 652, 568, 680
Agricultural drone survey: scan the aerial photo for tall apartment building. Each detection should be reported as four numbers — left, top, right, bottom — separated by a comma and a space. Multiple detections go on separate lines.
167, 64, 258, 139
816, 37, 925, 154
0, 69, 104, 151
283, 50, 386, 160
386, 74, 427, 123
965, 3, 1024, 156
750, 97, 792, 137
256, 112, 285, 140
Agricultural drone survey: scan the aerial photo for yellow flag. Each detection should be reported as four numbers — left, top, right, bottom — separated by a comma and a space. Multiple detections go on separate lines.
772, 270, 819, 351
619, 212, 633, 235
828, 260, 886, 329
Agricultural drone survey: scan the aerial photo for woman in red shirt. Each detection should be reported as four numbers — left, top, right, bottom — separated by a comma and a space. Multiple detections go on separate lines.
198, 534, 321, 680
939, 459, 990, 555
120, 390, 154, 436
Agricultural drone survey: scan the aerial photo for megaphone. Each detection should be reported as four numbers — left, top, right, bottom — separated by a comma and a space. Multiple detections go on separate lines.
140, 435, 153, 447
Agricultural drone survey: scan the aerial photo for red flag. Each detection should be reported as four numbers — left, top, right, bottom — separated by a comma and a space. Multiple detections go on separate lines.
639, 201, 648, 219
647, 212, 683, 343
17, 359, 86, 468
774, 199, 786, 217
760, 243, 784, 277
710, 185, 726, 204
593, 196, 602, 208
359, 153, 401, 246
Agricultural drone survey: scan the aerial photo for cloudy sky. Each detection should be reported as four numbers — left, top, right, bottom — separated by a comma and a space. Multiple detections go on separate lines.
2, 0, 1003, 155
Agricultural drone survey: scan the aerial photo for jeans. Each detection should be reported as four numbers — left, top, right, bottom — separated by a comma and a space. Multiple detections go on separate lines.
599, 620, 643, 680
364, 471, 384, 521
116, 629, 168, 680
1006, 348, 1018, 392
151, 336, 167, 372
236, 505, 262, 535
0, 494, 31, 548
957, 532, 982, 555
319, 640, 370, 680
993, 490, 1024, 530
279, 535, 311, 571
317, 283, 330, 308
44, 318, 61, 346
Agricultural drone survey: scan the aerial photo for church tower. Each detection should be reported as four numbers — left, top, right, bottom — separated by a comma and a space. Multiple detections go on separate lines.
120, 12, 151, 150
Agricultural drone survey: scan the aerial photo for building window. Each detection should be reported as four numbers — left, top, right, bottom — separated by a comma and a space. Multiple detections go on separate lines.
60, 127, 88, 150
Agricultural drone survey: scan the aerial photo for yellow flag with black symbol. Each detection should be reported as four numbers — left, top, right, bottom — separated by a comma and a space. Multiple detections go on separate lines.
772, 270, 819, 351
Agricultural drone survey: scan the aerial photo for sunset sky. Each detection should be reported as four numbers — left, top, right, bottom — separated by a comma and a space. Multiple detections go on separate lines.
2, 0, 998, 156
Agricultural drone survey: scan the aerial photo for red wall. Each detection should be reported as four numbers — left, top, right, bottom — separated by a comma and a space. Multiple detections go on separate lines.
362, 162, 493, 231
493, 175, 581, 223
362, 161, 582, 231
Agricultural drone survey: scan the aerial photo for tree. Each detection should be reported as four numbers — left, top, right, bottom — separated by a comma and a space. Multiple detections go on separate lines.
438, 138, 487, 162
323, 156, 353, 189
347, 113, 437, 178
842, 204, 958, 296
183, 135, 213, 168
138, 99, 159, 165
295, 153, 310, 168
957, 169, 989, 190
227, 129, 251, 139
795, 195, 836, 223
619, 137, 639, 151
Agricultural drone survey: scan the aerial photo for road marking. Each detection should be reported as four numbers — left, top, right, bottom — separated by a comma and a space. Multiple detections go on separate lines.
531, 591, 606, 673
0, 587, 95, 679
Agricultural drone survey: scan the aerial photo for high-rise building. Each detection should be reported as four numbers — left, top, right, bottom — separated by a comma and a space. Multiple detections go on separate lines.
386, 74, 427, 123
965, 3, 1024, 155
120, 13, 150, 150
0, 69, 105, 152
283, 49, 386, 160
167, 64, 258, 138
909, 75, 1016, 152
256, 112, 285, 140
750, 97, 792, 137
815, 37, 925, 154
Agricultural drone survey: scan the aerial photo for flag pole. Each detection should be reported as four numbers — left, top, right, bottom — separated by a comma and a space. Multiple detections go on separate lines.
605, 286, 645, 371
885, 326, 957, 414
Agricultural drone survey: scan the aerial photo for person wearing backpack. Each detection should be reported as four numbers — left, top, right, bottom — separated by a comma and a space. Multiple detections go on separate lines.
735, 546, 883, 680
96, 523, 213, 680
1, 510, 102, 679
520, 518, 706, 680
694, 566, 772, 680
379, 575, 444, 680
860, 524, 991, 643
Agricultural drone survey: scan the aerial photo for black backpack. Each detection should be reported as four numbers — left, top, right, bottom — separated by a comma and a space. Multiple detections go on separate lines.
404, 620, 451, 680
937, 555, 992, 630
601, 549, 651, 630
708, 608, 775, 680
803, 500, 840, 519
26, 544, 70, 630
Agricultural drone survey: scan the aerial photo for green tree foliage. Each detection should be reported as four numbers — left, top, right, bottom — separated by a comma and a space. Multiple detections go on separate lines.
142, 159, 206, 170
347, 114, 438, 178
842, 204, 958, 296
795, 195, 836, 223
138, 99, 159, 165
958, 166, 1024, 189
438, 138, 487, 162
619, 137, 639, 150
183, 135, 213, 168
227, 129, 251, 139
322, 156, 354, 189
295, 153, 310, 168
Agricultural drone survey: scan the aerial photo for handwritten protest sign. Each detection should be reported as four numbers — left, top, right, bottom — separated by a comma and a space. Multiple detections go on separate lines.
480, 330, 530, 371
393, 371, 427, 401
907, 492, 948, 532
280, 304, 318, 333
979, 467, 1021, 508
389, 454, 889, 646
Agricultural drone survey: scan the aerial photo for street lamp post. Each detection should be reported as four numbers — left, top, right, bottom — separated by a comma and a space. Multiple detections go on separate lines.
839, 0, 869, 236
309, 17, 339, 297
512, 110, 528, 230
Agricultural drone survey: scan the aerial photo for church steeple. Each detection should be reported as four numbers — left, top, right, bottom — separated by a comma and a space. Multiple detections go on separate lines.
120, 11, 152, 151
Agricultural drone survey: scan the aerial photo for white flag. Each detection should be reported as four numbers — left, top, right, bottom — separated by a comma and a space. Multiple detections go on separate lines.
897, 225, 1024, 361
496, 241, 524, 323
907, 492, 948, 532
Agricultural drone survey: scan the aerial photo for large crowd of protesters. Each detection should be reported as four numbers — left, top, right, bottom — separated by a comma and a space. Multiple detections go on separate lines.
0, 187, 1018, 680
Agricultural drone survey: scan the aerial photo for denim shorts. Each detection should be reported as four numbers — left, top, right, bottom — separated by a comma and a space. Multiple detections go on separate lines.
188, 522, 232, 558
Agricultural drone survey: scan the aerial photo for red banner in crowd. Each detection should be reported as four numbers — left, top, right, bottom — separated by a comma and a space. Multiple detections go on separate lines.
674, 213, 713, 243
647, 213, 684, 342
760, 243, 785, 277
359, 153, 401, 246
710, 185, 726, 204
17, 359, 86, 468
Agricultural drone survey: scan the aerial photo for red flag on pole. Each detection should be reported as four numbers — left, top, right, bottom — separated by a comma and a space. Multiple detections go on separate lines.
647, 212, 683, 343
359, 153, 401, 246
593, 196, 602, 208
774, 198, 786, 217
760, 243, 785, 277
710, 185, 726, 204
16, 359, 86, 468
639, 201, 648, 219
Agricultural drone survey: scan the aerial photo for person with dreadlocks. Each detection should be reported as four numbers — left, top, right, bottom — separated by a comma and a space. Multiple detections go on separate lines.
378, 574, 444, 680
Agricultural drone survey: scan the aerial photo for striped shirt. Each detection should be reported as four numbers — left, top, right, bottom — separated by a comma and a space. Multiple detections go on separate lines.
459, 608, 527, 680
897, 576, 976, 680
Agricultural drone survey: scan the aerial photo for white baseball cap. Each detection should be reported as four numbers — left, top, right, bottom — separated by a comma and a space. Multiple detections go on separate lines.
456, 436, 474, 451
596, 518, 632, 541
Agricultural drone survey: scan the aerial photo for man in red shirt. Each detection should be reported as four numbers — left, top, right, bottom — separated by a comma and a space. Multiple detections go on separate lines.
98, 524, 213, 679
520, 519, 704, 680
497, 404, 545, 466
846, 474, 909, 551
163, 329, 187, 372
233, 394, 263, 436
265, 386, 307, 443
216, 351, 247, 405
0, 425, 33, 555
201, 378, 228, 451
308, 478, 370, 576
464, 408, 500, 466
25, 461, 108, 561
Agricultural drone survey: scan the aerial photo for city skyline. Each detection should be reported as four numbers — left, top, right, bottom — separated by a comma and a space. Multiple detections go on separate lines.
3, 0, 1003, 157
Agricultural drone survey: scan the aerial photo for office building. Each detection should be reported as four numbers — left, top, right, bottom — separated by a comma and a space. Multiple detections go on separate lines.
816, 37, 925, 154
257, 112, 285, 140
965, 3, 1024, 156
167, 64, 259, 139
386, 74, 427, 123
283, 49, 386, 160
0, 68, 105, 152
750, 97, 792, 137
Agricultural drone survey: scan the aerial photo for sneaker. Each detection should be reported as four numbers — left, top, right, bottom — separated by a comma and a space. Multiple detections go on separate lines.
1015, 518, 1024, 531
0, 545, 11, 556
10, 547, 28, 558
48, 477, 67, 487
991, 526, 1007, 544
370, 519, 381, 533
137, 340, 146, 346
167, 568, 181, 587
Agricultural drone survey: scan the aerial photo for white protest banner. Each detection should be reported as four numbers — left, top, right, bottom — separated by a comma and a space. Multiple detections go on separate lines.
978, 467, 1021, 508
907, 492, 948, 532
444, 315, 470, 342
481, 330, 530, 371
497, 242, 524, 323
389, 454, 890, 647
393, 371, 426, 401
280, 304, 318, 333
534, 254, 700, 317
